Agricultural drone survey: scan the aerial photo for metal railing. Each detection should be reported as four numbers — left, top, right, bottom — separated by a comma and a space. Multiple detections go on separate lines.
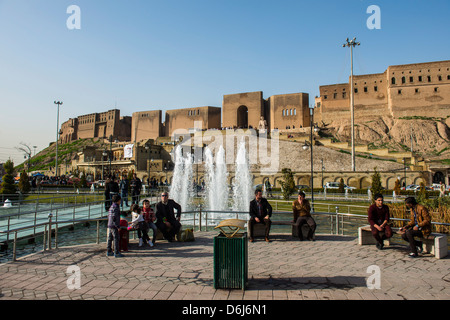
1, 197, 449, 263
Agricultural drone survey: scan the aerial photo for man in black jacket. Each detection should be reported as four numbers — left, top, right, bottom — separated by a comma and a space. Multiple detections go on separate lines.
249, 189, 272, 242
130, 174, 142, 205
155, 192, 182, 242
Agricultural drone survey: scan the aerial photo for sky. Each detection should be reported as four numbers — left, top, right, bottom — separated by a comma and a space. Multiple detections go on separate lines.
0, 0, 449, 166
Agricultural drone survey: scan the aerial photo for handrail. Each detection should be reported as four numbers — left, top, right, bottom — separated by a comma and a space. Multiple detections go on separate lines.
2, 203, 448, 263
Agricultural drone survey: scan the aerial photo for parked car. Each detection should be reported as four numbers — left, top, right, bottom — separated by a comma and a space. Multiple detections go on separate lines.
403, 184, 418, 191
323, 182, 355, 190
96, 180, 106, 187
296, 185, 310, 191
323, 182, 340, 189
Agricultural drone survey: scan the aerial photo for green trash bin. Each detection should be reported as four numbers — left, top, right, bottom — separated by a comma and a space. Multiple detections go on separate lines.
213, 232, 248, 290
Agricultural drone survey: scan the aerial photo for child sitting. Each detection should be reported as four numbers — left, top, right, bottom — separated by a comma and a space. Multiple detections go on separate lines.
142, 199, 156, 247
130, 204, 151, 247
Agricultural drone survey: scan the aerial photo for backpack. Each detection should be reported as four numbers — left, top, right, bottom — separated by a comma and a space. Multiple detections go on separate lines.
180, 228, 195, 242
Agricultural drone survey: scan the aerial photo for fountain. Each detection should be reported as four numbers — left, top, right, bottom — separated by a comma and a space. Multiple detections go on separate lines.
170, 146, 195, 212
232, 139, 253, 212
170, 138, 253, 224
204, 145, 229, 212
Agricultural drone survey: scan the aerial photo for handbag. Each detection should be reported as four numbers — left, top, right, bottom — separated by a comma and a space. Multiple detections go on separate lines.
180, 228, 195, 242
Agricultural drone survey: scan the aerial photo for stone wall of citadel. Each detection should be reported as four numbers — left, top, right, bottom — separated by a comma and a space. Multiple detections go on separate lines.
164, 106, 221, 137
316, 60, 450, 124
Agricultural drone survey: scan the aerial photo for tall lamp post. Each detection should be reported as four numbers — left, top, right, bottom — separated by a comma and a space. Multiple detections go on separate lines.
54, 101, 63, 177
303, 105, 320, 212
145, 145, 153, 188
102, 150, 107, 180
342, 37, 360, 172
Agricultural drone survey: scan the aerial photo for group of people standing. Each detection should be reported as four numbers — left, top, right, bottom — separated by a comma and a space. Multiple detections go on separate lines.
106, 191, 183, 257
104, 173, 143, 211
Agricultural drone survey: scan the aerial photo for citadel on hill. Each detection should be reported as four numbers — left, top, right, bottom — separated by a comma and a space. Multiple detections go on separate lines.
55, 59, 450, 188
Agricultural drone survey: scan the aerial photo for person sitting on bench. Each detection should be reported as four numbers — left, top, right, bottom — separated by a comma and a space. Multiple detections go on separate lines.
155, 192, 182, 242
367, 193, 393, 250
248, 189, 272, 243
292, 191, 316, 241
400, 197, 432, 258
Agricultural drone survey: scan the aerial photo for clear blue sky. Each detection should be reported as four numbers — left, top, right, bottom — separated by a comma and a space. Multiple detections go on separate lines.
1, 0, 449, 166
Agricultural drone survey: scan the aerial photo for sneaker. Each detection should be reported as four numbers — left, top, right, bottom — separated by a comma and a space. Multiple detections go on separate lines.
106, 251, 113, 257
376, 242, 384, 250
408, 253, 418, 258
139, 239, 143, 247
114, 253, 125, 258
249, 237, 254, 243
265, 237, 270, 243
148, 240, 154, 247
416, 242, 423, 254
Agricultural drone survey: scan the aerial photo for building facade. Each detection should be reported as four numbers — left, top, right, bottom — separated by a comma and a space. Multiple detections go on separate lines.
316, 60, 450, 123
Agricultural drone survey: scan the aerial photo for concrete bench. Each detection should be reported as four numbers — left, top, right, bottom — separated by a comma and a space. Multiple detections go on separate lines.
358, 225, 393, 246
248, 220, 315, 239
358, 225, 448, 259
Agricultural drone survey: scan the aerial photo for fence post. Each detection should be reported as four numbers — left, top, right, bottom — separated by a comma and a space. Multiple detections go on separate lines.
48, 213, 53, 250
43, 224, 47, 251
199, 205, 202, 232
335, 206, 339, 235
55, 223, 58, 249
13, 231, 17, 262
96, 220, 100, 244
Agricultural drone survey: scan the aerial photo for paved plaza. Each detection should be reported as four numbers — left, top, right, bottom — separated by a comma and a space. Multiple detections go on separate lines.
0, 231, 449, 301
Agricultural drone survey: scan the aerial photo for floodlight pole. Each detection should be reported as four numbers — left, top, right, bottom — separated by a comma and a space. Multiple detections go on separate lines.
54, 101, 63, 177
343, 37, 360, 172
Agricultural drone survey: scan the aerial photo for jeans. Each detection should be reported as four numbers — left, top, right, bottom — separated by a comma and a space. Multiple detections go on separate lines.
121, 191, 129, 207
248, 216, 271, 238
370, 224, 393, 245
107, 228, 120, 254
156, 219, 181, 241
294, 216, 316, 240
131, 191, 140, 205
401, 228, 423, 255
147, 221, 158, 243
137, 221, 150, 243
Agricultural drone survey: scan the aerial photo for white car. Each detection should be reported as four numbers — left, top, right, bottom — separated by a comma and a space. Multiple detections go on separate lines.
323, 182, 355, 190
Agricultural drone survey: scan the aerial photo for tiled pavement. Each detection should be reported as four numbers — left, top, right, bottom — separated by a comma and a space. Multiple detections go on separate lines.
0, 231, 449, 300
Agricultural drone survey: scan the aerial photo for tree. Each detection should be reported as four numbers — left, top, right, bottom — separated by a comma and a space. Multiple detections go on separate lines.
0, 160, 17, 196
79, 173, 88, 188
393, 178, 401, 195
338, 178, 345, 193
18, 170, 31, 194
371, 167, 383, 202
280, 168, 296, 200
417, 181, 428, 204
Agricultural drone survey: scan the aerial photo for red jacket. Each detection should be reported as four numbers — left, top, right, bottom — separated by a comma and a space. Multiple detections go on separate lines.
368, 204, 390, 227
142, 207, 155, 223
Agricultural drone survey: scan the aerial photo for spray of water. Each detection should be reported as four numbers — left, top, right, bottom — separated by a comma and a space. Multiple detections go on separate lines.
232, 139, 253, 212
170, 146, 195, 211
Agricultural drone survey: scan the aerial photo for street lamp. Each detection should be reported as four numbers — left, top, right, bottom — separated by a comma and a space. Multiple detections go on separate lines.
54, 101, 63, 177
102, 150, 107, 180
342, 37, 360, 172
303, 106, 320, 212
145, 145, 153, 188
